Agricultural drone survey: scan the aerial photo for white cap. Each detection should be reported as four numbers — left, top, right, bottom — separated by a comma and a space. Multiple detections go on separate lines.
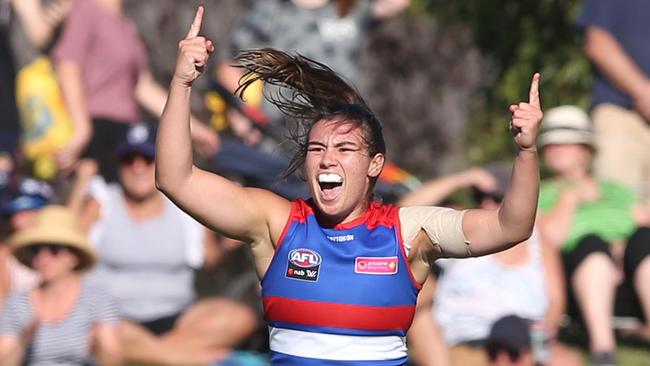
538, 105, 593, 149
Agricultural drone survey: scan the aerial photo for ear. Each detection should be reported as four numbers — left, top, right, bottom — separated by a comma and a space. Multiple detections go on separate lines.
368, 153, 385, 178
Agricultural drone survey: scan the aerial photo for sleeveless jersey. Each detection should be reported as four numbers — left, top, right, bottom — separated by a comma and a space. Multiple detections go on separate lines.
261, 199, 420, 365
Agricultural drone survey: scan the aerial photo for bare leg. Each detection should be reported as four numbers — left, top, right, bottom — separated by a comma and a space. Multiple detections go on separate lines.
633, 256, 650, 337
571, 253, 617, 354
119, 298, 257, 365
406, 309, 451, 366
160, 298, 258, 360
547, 342, 584, 366
117, 320, 205, 365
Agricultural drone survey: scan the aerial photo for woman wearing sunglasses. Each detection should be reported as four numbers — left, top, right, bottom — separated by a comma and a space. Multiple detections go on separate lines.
0, 205, 123, 365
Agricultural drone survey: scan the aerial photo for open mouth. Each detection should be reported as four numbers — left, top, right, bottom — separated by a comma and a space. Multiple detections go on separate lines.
318, 173, 343, 200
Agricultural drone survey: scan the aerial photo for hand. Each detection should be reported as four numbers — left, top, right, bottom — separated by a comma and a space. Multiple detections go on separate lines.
74, 158, 98, 179
43, 0, 73, 26
55, 133, 90, 174
632, 203, 650, 227
560, 177, 600, 203
174, 6, 215, 87
509, 73, 543, 151
190, 120, 220, 157
227, 109, 263, 146
460, 167, 498, 193
575, 178, 600, 203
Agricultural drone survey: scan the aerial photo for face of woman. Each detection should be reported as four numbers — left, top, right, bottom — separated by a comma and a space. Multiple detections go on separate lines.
304, 119, 384, 224
542, 144, 593, 177
30, 244, 79, 282
118, 153, 157, 201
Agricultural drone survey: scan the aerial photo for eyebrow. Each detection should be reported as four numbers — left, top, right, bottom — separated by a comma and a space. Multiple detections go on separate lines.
307, 141, 361, 148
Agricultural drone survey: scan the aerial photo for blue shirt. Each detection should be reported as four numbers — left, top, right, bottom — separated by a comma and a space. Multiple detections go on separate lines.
576, 0, 650, 109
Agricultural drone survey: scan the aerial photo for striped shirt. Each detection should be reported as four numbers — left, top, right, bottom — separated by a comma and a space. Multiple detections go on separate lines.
0, 280, 120, 365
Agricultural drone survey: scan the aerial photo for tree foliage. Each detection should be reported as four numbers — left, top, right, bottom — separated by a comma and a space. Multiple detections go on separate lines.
410, 0, 593, 163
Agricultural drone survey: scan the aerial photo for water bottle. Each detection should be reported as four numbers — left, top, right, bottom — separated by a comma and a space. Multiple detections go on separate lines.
530, 320, 550, 365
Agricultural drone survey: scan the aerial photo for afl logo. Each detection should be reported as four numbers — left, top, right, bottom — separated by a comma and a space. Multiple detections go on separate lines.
288, 249, 322, 268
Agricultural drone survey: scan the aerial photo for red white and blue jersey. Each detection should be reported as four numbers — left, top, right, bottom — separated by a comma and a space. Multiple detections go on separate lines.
261, 199, 421, 365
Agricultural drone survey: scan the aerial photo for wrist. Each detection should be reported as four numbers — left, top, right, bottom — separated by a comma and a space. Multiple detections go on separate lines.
517, 146, 538, 155
170, 76, 194, 90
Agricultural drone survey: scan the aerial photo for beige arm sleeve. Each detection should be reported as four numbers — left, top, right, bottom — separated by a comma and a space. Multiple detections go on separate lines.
399, 206, 471, 258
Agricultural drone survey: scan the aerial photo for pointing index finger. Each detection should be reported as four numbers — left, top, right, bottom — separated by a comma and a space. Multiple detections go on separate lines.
528, 72, 541, 107
186, 6, 204, 39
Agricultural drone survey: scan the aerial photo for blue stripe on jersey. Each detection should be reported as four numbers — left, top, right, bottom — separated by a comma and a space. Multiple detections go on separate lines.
270, 351, 408, 366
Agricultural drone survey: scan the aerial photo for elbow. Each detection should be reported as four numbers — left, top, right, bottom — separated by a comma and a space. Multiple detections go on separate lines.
154, 171, 172, 196
505, 222, 534, 246
154, 175, 170, 195
154, 169, 188, 200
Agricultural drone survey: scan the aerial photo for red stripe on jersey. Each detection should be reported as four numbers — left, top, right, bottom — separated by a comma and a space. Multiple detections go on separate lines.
264, 296, 415, 331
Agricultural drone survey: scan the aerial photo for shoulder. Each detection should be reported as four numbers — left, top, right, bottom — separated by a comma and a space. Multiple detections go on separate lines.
2, 291, 31, 312
247, 187, 292, 242
399, 205, 464, 224
0, 291, 33, 329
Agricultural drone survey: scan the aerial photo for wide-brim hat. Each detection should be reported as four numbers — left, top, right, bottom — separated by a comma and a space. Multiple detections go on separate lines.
10, 205, 96, 272
538, 105, 594, 149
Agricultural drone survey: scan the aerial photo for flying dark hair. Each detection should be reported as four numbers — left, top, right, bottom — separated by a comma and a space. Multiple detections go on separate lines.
234, 48, 385, 181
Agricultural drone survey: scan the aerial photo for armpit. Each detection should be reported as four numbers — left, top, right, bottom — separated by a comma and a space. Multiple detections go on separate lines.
399, 206, 471, 258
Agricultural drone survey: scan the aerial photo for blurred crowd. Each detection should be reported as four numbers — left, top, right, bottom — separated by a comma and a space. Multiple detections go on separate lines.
0, 0, 649, 366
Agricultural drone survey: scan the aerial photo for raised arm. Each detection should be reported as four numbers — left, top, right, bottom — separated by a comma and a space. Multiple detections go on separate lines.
461, 74, 542, 256
155, 7, 290, 246
11, 0, 73, 49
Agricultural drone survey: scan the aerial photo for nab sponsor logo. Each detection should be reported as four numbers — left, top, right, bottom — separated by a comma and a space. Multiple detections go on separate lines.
286, 248, 321, 282
288, 249, 321, 268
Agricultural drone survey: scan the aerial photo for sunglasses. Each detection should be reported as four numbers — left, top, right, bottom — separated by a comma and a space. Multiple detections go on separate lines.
119, 153, 155, 166
28, 244, 69, 257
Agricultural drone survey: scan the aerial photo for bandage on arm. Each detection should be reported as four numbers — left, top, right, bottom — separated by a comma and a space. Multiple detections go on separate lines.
399, 206, 471, 258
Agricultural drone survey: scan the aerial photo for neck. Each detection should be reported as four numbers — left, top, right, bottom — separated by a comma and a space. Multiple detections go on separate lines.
95, 0, 122, 14
558, 167, 590, 182
39, 272, 79, 297
124, 191, 165, 220
317, 200, 370, 228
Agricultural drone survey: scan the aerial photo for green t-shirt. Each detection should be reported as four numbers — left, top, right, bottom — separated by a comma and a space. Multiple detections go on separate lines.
538, 180, 638, 252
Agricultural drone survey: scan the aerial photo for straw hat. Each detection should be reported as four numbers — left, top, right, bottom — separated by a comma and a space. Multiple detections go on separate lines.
538, 105, 594, 149
10, 205, 96, 272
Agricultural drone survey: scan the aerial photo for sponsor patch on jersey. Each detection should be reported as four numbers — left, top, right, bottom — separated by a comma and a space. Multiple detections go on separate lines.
286, 248, 321, 282
355, 256, 398, 275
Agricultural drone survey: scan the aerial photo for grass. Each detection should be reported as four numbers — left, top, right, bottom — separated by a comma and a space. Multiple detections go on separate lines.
616, 346, 650, 366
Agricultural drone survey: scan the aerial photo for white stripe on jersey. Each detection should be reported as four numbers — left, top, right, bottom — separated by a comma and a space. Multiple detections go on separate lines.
269, 326, 407, 361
